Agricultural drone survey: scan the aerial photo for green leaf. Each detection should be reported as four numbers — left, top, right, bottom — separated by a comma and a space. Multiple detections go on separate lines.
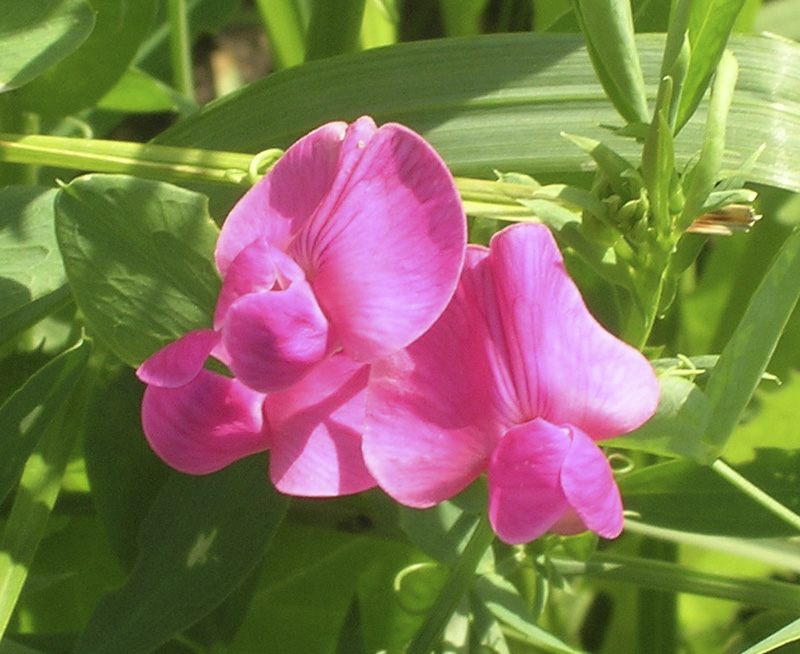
304, 0, 366, 61
610, 372, 714, 462
83, 368, 172, 568
253, 0, 307, 70
676, 0, 748, 131
55, 174, 221, 366
14, 0, 159, 118
74, 454, 288, 654
703, 228, 800, 455
157, 33, 800, 199
738, 615, 800, 654
97, 67, 185, 114
0, 187, 69, 347
0, 0, 94, 92
570, 0, 649, 123
619, 450, 800, 537
0, 341, 90, 505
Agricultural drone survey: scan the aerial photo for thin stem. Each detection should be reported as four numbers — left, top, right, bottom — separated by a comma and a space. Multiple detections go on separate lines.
406, 514, 495, 654
168, 0, 194, 101
711, 459, 800, 533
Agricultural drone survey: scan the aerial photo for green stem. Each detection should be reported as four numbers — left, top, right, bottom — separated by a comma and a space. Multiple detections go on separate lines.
406, 514, 495, 654
711, 459, 800, 533
168, 0, 194, 101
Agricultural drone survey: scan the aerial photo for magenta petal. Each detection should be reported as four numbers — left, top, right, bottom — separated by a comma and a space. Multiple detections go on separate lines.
265, 355, 375, 497
487, 419, 571, 544
560, 426, 623, 538
487, 224, 659, 438
214, 239, 305, 329
215, 121, 351, 275
136, 329, 219, 388
141, 370, 268, 474
222, 279, 331, 393
295, 121, 466, 362
363, 252, 500, 508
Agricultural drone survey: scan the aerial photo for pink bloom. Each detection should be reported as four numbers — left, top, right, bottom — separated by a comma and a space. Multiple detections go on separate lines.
137, 117, 466, 497
363, 223, 659, 544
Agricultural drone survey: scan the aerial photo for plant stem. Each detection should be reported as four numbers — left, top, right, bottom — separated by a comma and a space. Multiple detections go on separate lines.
711, 459, 800, 534
406, 514, 495, 654
168, 0, 194, 101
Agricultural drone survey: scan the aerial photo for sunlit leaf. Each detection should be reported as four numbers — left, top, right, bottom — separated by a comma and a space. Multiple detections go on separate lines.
55, 174, 221, 366
0, 0, 94, 92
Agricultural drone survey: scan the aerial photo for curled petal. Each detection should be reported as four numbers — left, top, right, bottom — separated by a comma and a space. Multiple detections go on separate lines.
487, 224, 659, 438
363, 255, 500, 507
487, 419, 571, 545
265, 355, 375, 497
222, 280, 331, 393
141, 370, 268, 474
295, 120, 466, 362
214, 239, 306, 329
215, 121, 350, 275
560, 426, 623, 538
136, 329, 219, 388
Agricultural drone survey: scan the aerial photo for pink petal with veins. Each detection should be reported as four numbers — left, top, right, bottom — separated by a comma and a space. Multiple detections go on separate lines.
487, 419, 571, 544
265, 355, 375, 497
141, 370, 267, 474
221, 279, 331, 393
136, 329, 219, 388
560, 426, 623, 538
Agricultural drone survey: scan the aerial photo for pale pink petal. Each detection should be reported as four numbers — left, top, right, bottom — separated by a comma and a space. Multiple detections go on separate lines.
215, 121, 351, 275
487, 419, 571, 544
363, 249, 500, 508
294, 121, 466, 362
487, 223, 659, 439
265, 355, 375, 497
136, 329, 219, 388
141, 370, 268, 474
221, 280, 331, 393
214, 239, 306, 329
560, 426, 623, 538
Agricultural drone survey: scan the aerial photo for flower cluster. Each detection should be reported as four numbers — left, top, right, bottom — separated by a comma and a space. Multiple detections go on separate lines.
138, 117, 659, 544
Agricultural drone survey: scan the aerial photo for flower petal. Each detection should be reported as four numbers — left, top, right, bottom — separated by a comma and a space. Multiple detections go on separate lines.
215, 120, 351, 275
294, 120, 466, 362
136, 329, 219, 388
265, 355, 375, 496
221, 279, 331, 393
214, 238, 306, 329
141, 370, 268, 474
487, 223, 659, 438
560, 425, 623, 538
487, 419, 571, 544
363, 248, 500, 508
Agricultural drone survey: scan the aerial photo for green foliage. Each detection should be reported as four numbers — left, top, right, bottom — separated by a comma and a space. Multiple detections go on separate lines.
0, 0, 94, 92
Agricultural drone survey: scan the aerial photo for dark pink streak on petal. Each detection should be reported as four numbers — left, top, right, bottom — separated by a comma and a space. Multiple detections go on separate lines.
363, 248, 500, 508
141, 370, 267, 474
560, 425, 623, 538
295, 120, 466, 362
136, 329, 219, 388
214, 239, 305, 329
265, 355, 375, 497
215, 121, 349, 275
487, 419, 571, 544
488, 223, 659, 439
221, 279, 331, 393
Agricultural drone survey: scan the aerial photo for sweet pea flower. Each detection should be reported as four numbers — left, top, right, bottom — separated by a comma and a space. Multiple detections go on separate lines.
137, 116, 466, 497
363, 223, 659, 544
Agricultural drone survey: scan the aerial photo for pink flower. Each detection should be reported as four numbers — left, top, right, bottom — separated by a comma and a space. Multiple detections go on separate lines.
362, 223, 659, 544
137, 117, 466, 497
